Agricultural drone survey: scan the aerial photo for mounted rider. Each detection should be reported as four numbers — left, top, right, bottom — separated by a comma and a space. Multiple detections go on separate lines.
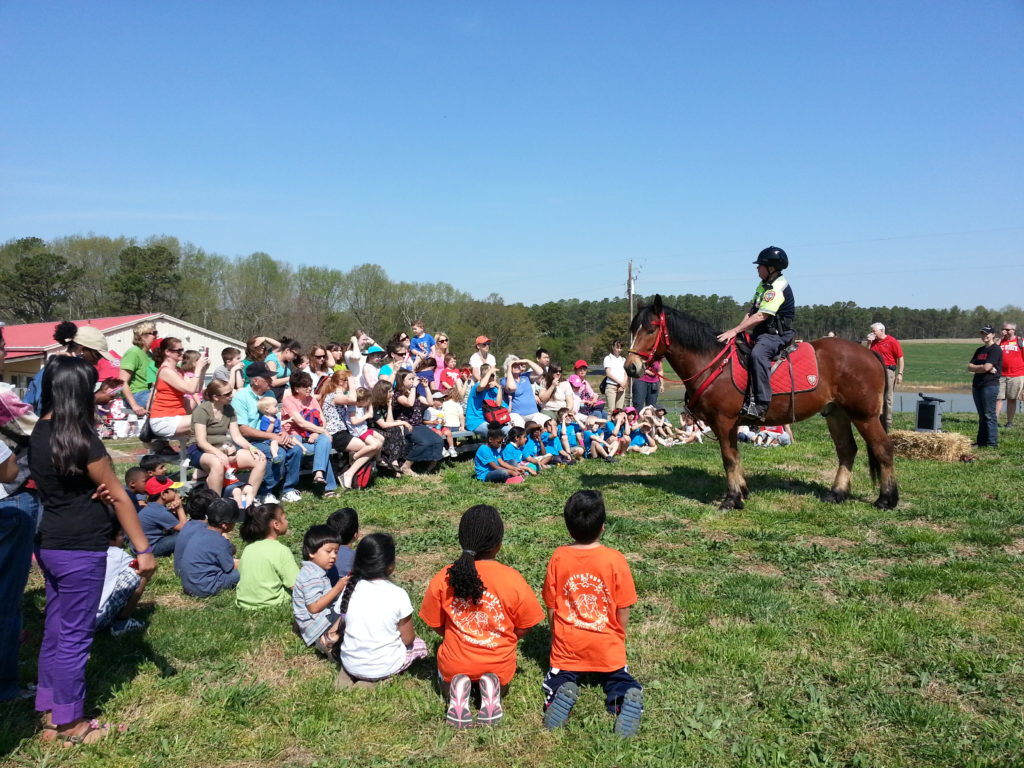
716, 246, 796, 422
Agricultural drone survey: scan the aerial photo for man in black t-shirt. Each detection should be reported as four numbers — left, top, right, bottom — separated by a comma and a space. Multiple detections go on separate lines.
968, 325, 1002, 448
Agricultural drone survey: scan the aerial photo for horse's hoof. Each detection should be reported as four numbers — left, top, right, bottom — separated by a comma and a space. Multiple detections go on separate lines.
873, 495, 897, 510
824, 490, 848, 504
740, 486, 750, 499
719, 496, 744, 511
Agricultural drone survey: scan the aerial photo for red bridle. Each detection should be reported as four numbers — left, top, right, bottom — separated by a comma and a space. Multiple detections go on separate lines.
628, 311, 672, 363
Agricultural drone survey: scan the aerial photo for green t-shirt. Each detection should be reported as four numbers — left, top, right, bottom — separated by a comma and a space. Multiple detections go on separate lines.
236, 538, 299, 609
120, 345, 157, 392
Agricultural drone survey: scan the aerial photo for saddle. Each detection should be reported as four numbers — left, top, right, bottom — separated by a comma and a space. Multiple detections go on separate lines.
731, 337, 819, 397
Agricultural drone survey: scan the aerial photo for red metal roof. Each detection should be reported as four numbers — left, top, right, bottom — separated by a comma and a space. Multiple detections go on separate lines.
2, 314, 158, 359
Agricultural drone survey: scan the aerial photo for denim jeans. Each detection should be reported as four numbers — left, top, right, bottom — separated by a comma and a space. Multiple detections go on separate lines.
306, 433, 337, 491
973, 384, 999, 447
0, 491, 40, 700
253, 440, 303, 494
631, 379, 660, 410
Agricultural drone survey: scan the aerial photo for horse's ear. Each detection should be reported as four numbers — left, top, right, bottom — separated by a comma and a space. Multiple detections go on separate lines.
652, 294, 663, 313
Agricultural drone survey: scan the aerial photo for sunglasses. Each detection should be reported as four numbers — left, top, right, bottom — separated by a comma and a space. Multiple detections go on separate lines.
168, 348, 184, 353
313, 354, 327, 359
437, 338, 448, 342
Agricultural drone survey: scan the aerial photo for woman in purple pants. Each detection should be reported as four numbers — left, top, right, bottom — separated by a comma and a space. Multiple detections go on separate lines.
29, 356, 156, 745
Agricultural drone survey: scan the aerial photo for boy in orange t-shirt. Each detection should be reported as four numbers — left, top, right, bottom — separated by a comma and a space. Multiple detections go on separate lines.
541, 490, 643, 737
419, 505, 544, 729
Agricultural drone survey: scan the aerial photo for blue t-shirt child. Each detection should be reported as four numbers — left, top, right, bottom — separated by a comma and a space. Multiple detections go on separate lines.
524, 436, 544, 460
409, 333, 435, 358
178, 527, 240, 598
138, 503, 178, 550
501, 443, 525, 465
326, 546, 356, 586
557, 424, 580, 449
474, 444, 502, 480
174, 519, 209, 575
582, 429, 598, 455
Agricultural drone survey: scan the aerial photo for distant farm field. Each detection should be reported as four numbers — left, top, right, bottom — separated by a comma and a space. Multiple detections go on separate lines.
900, 342, 977, 391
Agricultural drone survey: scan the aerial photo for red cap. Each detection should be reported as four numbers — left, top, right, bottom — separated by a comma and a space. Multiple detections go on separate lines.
574, 359, 588, 369
475, 335, 492, 345
144, 475, 181, 495
149, 337, 163, 352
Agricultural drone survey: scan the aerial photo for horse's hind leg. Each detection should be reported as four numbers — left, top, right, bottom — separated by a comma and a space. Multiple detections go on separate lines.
852, 416, 899, 509
824, 406, 857, 503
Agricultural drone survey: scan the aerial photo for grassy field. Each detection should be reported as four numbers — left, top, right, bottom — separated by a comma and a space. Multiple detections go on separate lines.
3, 410, 1023, 768
899, 342, 978, 391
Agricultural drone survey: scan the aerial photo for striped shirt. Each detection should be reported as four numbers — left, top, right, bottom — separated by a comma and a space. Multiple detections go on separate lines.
292, 561, 333, 646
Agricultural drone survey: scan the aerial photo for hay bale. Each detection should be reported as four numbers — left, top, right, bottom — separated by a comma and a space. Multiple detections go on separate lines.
889, 430, 971, 462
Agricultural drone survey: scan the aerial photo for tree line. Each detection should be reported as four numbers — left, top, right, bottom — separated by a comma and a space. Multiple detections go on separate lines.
1, 235, 1018, 365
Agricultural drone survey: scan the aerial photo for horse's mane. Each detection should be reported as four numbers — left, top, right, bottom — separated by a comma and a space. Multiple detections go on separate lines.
630, 303, 724, 355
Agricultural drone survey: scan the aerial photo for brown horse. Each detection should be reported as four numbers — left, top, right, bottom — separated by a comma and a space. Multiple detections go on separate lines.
625, 295, 898, 510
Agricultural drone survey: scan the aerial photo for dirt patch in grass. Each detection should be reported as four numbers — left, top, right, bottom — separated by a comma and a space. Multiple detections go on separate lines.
240, 641, 322, 689
398, 552, 450, 584
801, 536, 858, 550
892, 519, 957, 534
737, 562, 783, 578
702, 529, 738, 543
147, 593, 202, 611
1003, 539, 1024, 556
708, 616, 754, 629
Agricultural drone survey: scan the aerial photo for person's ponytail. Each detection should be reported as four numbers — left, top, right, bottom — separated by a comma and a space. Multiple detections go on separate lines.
447, 505, 504, 604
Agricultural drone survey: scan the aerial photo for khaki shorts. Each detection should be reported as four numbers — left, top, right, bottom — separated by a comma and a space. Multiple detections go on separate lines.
998, 376, 1024, 401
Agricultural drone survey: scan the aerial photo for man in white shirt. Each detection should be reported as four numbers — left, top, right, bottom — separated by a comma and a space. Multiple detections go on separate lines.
603, 340, 628, 411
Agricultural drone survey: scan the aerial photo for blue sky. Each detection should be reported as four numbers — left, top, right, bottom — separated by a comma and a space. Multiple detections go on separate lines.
2, 2, 1021, 309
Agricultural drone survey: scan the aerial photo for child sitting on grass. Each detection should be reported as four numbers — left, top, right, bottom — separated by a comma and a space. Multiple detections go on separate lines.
136, 475, 187, 556
542, 490, 643, 737
123, 466, 147, 512
556, 409, 586, 461
178, 499, 243, 598
523, 423, 553, 470
626, 422, 657, 455
336, 533, 429, 686
173, 488, 219, 576
293, 525, 350, 659
419, 504, 543, 728
499, 426, 539, 476
139, 454, 167, 479
541, 418, 573, 464
95, 524, 151, 636
583, 418, 618, 462
474, 426, 526, 484
236, 503, 298, 609
325, 507, 359, 583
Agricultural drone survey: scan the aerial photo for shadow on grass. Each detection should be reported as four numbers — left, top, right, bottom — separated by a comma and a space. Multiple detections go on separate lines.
0, 593, 177, 759
580, 463, 836, 506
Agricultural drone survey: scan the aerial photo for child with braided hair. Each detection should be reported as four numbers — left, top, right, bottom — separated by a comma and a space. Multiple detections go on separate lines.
419, 505, 544, 728
335, 533, 428, 686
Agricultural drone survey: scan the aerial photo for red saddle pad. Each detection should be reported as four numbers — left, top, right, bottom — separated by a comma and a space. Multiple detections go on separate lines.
731, 341, 819, 396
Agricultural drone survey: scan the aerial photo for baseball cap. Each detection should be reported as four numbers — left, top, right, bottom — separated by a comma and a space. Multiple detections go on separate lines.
568, 374, 585, 387
573, 359, 588, 369
149, 337, 163, 352
980, 325, 995, 334
73, 326, 115, 362
145, 475, 182, 495
475, 335, 492, 345
365, 344, 385, 355
246, 361, 273, 380
624, 406, 638, 414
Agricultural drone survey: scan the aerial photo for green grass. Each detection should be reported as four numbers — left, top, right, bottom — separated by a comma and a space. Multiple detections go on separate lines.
3, 412, 1023, 767
899, 342, 978, 390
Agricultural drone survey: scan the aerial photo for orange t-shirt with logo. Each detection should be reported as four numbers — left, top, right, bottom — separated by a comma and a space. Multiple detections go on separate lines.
419, 559, 544, 685
543, 544, 637, 672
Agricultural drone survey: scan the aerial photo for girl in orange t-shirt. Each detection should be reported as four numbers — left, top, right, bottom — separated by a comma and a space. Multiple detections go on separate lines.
419, 505, 544, 729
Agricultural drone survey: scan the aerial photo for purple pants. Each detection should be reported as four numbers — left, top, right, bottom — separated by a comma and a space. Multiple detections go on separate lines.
34, 549, 106, 725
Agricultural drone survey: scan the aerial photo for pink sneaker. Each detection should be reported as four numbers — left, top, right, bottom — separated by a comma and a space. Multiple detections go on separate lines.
446, 674, 473, 729
477, 673, 503, 726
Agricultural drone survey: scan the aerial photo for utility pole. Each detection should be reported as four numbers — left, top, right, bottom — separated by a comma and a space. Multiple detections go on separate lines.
626, 260, 634, 406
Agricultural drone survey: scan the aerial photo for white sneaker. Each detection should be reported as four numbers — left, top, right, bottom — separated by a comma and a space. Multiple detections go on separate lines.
224, 467, 237, 481
260, 493, 279, 505
281, 489, 302, 503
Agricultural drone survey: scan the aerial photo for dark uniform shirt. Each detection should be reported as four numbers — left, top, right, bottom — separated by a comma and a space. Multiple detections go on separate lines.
751, 275, 795, 335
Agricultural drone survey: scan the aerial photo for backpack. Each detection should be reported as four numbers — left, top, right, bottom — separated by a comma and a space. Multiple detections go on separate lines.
483, 398, 510, 426
351, 461, 375, 490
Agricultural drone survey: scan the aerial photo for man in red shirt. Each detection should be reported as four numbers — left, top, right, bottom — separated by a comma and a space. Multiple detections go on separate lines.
996, 321, 1024, 427
868, 323, 904, 431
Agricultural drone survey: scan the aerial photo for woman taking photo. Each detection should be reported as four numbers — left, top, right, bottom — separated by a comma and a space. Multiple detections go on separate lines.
188, 379, 266, 506
305, 344, 334, 393
29, 356, 155, 745
537, 363, 575, 420
146, 338, 210, 449
393, 370, 444, 474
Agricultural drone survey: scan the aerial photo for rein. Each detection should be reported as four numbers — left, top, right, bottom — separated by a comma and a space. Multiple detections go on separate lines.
685, 339, 736, 409
629, 310, 736, 396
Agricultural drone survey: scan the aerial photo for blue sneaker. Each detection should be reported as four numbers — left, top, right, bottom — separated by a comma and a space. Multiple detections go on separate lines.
613, 687, 643, 737
542, 682, 579, 730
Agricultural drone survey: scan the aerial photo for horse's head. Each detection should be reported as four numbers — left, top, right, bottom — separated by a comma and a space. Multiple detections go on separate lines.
625, 294, 670, 378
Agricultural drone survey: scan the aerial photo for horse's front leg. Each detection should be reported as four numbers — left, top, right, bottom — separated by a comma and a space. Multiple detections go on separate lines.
714, 421, 747, 510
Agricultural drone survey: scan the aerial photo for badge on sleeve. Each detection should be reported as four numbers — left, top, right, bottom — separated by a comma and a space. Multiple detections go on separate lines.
762, 290, 776, 302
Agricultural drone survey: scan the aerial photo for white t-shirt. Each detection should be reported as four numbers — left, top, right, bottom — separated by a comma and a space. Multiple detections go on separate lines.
603, 353, 626, 386
345, 349, 364, 381
339, 578, 413, 679
469, 352, 496, 373
541, 380, 573, 413
99, 546, 135, 608
360, 363, 379, 391
440, 400, 464, 429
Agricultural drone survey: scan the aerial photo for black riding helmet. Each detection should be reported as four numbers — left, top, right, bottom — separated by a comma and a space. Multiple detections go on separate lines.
754, 246, 788, 270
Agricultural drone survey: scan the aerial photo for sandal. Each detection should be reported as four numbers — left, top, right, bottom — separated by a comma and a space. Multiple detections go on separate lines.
322, 491, 339, 499
313, 471, 326, 485
45, 718, 124, 746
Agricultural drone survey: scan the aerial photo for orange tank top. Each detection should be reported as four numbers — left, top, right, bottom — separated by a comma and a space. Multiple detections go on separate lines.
149, 369, 187, 418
